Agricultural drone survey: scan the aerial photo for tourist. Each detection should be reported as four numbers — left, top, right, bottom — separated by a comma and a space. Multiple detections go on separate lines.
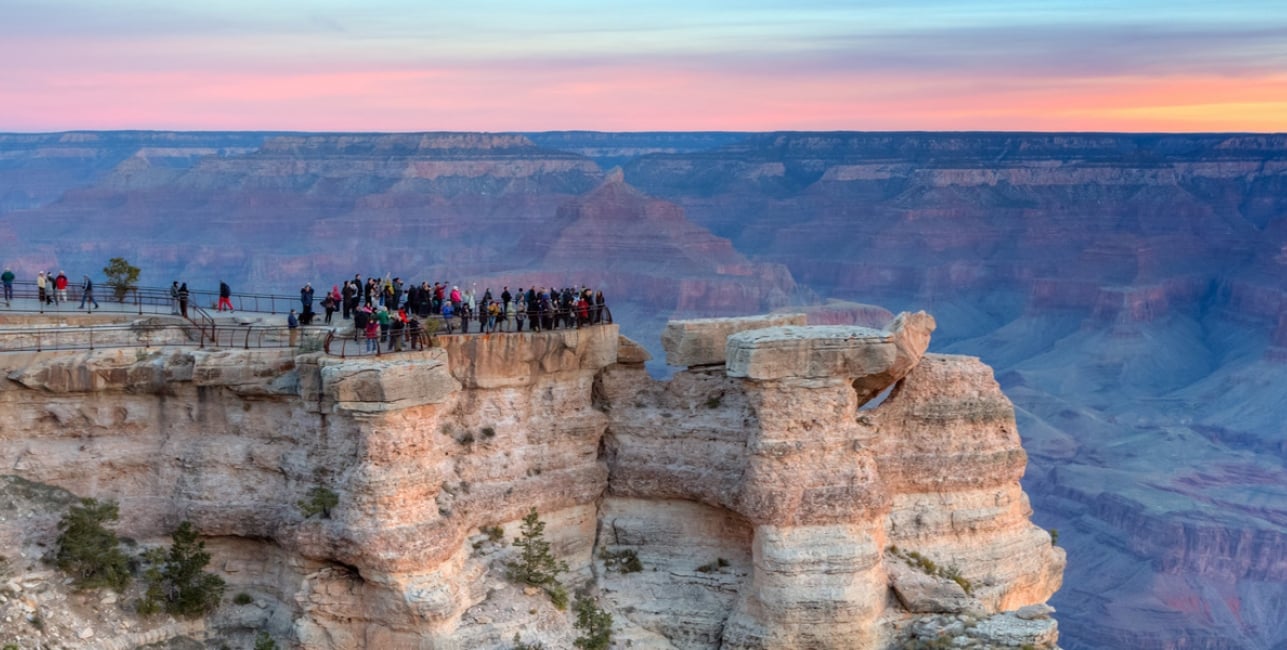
441, 300, 455, 334
55, 271, 68, 303
364, 317, 379, 353
37, 271, 48, 305
178, 282, 190, 318
300, 283, 314, 313
288, 309, 299, 347
218, 281, 234, 312
0, 267, 13, 306
170, 281, 181, 314
321, 293, 336, 325
407, 317, 422, 350
79, 275, 99, 310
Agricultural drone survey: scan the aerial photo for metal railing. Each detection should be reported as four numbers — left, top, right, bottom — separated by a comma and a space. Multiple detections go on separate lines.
0, 280, 307, 316
0, 321, 328, 354
321, 304, 614, 358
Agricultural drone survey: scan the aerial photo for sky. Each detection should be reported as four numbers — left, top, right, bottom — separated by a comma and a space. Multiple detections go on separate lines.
1, 0, 1285, 133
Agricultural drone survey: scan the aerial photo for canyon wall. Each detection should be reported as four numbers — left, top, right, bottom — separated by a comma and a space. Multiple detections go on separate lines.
0, 313, 1061, 648
2, 130, 1285, 648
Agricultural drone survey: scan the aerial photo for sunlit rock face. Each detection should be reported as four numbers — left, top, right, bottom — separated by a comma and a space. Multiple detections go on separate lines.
0, 312, 1060, 649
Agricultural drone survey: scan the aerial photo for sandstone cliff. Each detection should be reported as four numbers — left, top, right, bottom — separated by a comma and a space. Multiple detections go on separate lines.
0, 312, 1061, 649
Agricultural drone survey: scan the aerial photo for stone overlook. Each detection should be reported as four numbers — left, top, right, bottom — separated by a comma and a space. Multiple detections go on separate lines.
0, 313, 1062, 649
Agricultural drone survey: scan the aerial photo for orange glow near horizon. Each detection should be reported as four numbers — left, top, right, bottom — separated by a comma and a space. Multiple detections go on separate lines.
2, 63, 1284, 133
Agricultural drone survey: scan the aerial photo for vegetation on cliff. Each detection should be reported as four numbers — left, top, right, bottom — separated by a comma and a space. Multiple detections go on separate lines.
138, 521, 226, 617
507, 508, 569, 610
55, 498, 131, 592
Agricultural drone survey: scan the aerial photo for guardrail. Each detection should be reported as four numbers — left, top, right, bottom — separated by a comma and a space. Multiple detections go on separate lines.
321, 306, 614, 359
0, 321, 328, 354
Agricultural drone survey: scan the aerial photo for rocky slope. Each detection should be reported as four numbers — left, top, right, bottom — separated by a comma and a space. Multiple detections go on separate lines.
0, 312, 1061, 648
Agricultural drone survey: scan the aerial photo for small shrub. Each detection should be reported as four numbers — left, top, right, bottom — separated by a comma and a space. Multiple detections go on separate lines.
234, 592, 254, 605
481, 525, 505, 543
704, 395, 722, 409
481, 426, 496, 439
1048, 528, 1059, 546
572, 591, 613, 650
512, 633, 547, 650
30, 614, 44, 631
457, 432, 476, 446
600, 548, 643, 573
255, 631, 279, 650
5, 643, 21, 650
298, 486, 339, 519
891, 547, 972, 595
55, 498, 131, 592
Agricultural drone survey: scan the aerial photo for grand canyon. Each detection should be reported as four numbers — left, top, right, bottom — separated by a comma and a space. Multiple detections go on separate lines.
1, 130, 1285, 649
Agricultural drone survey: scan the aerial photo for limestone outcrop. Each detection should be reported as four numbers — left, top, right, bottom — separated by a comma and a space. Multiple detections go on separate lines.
662, 312, 806, 367
602, 314, 1061, 648
0, 312, 1061, 649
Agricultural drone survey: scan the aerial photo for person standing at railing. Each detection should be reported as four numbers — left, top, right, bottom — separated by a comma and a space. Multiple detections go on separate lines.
1, 267, 13, 306
339, 279, 355, 319
178, 283, 190, 318
376, 305, 390, 342
364, 316, 379, 352
407, 317, 422, 350
218, 281, 234, 312
288, 309, 299, 347
322, 292, 336, 325
79, 275, 99, 310
300, 283, 314, 313
55, 271, 68, 304
37, 271, 49, 305
170, 281, 180, 314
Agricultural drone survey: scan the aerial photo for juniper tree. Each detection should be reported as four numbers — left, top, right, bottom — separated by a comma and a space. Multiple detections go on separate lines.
55, 498, 131, 591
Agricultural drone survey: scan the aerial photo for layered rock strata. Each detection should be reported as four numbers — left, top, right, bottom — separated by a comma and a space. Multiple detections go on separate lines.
0, 312, 1061, 648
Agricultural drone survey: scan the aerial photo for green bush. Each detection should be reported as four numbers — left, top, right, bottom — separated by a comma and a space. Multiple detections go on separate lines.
511, 633, 547, 650
506, 508, 568, 609
481, 525, 505, 544
599, 548, 643, 573
1048, 528, 1059, 546
254, 631, 278, 650
137, 521, 226, 617
298, 486, 339, 519
572, 592, 613, 650
55, 498, 131, 592
234, 592, 254, 605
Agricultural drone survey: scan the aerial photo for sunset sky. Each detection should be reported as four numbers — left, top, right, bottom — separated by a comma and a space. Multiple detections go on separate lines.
2, 0, 1284, 132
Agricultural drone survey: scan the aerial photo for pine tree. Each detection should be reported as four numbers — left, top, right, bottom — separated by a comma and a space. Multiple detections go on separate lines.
506, 508, 569, 609
55, 498, 131, 591
572, 592, 613, 650
165, 521, 226, 616
138, 521, 226, 617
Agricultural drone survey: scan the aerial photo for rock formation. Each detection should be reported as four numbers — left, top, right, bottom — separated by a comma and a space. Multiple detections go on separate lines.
0, 311, 1062, 649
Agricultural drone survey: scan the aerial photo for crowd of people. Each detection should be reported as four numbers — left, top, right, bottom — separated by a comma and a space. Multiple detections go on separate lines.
292, 276, 611, 352
1, 268, 101, 310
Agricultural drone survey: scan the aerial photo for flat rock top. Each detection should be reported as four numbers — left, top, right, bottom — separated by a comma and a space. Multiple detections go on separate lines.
662, 313, 807, 367
728, 325, 889, 345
